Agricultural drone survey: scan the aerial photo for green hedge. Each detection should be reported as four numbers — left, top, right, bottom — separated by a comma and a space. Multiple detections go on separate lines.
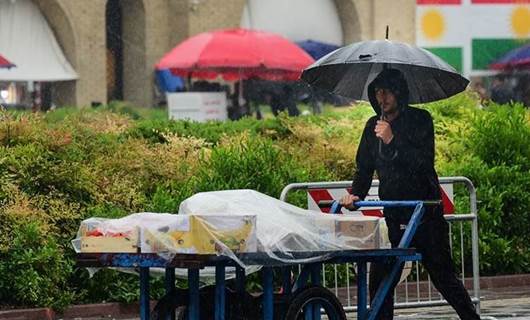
0, 95, 529, 309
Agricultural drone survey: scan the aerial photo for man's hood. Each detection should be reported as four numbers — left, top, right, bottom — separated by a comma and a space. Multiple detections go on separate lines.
367, 68, 410, 115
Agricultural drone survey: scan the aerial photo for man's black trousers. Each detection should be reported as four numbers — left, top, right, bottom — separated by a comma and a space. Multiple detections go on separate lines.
369, 211, 480, 320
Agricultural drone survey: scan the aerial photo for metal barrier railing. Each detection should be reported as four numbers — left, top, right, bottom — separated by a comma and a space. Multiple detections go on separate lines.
280, 176, 480, 314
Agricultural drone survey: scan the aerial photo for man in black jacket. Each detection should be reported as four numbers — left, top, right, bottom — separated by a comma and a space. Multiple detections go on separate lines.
340, 68, 480, 320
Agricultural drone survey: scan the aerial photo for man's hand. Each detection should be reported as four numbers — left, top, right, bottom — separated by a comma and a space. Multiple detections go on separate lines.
340, 194, 360, 211
375, 120, 394, 144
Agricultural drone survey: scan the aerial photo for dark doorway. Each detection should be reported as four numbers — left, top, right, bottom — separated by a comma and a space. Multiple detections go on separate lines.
106, 0, 123, 101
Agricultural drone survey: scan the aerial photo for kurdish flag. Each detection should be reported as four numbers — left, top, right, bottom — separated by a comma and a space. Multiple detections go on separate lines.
416, 0, 530, 76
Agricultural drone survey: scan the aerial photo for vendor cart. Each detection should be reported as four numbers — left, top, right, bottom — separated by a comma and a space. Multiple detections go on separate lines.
76, 200, 435, 320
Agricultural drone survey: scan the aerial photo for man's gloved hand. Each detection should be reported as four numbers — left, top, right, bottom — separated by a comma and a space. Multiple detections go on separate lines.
339, 194, 360, 211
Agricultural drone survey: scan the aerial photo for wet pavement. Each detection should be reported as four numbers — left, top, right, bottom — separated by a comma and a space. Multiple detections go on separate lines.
392, 297, 530, 319
366, 286, 530, 320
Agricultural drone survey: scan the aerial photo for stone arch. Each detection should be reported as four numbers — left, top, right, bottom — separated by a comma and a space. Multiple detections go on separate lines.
236, 0, 362, 45
334, 0, 362, 44
32, 0, 79, 106
106, 0, 148, 106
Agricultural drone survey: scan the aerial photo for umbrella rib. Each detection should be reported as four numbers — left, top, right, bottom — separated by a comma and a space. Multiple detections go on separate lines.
365, 62, 377, 101
436, 70, 451, 100
412, 67, 425, 103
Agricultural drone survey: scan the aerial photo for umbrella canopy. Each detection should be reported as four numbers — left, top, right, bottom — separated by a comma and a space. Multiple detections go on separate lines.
301, 40, 469, 104
156, 69, 185, 93
0, 54, 15, 69
156, 28, 314, 81
490, 44, 530, 70
296, 39, 340, 60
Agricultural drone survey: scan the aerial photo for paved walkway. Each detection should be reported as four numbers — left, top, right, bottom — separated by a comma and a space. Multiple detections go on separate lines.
392, 297, 530, 319
348, 286, 530, 320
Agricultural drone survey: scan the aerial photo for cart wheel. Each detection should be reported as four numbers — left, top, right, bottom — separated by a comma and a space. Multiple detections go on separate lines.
150, 292, 187, 320
284, 286, 346, 320
151, 286, 253, 320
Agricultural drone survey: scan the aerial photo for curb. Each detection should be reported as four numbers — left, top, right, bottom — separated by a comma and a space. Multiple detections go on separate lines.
477, 273, 530, 289
0, 308, 54, 320
60, 301, 156, 319
0, 302, 156, 320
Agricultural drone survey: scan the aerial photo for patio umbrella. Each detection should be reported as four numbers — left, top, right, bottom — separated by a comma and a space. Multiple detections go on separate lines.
301, 39, 469, 104
156, 28, 314, 81
296, 39, 340, 60
0, 54, 15, 69
490, 44, 530, 70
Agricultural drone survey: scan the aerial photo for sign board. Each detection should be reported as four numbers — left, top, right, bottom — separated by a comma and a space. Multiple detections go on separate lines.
167, 92, 227, 122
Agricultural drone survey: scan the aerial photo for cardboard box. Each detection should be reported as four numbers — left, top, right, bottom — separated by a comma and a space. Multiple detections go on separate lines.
335, 215, 380, 249
315, 215, 381, 250
142, 215, 257, 254
314, 217, 336, 243
80, 228, 139, 253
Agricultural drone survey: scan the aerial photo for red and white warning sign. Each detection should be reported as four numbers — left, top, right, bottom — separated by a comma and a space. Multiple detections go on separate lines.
308, 182, 454, 216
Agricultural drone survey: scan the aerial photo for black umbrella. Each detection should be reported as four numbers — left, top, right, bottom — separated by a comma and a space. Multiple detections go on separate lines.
301, 39, 469, 104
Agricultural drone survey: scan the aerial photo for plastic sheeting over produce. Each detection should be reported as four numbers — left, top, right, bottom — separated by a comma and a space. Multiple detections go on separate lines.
73, 190, 385, 267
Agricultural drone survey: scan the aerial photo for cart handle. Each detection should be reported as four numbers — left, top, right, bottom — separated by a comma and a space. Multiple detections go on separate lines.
318, 200, 442, 214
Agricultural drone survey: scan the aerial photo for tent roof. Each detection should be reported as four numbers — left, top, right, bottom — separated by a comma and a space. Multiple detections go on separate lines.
0, 0, 78, 81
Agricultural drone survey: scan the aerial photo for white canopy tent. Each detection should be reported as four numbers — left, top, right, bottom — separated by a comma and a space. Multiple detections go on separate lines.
0, 0, 78, 81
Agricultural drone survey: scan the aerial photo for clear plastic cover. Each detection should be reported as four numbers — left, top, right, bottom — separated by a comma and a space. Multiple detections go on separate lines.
74, 190, 387, 268
179, 190, 383, 263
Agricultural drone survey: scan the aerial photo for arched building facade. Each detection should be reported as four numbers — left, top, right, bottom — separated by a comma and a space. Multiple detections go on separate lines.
33, 0, 415, 107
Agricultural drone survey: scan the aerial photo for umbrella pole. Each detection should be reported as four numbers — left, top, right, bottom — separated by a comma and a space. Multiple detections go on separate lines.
378, 103, 397, 161
379, 61, 389, 157
187, 75, 192, 91
239, 80, 243, 104
379, 107, 385, 157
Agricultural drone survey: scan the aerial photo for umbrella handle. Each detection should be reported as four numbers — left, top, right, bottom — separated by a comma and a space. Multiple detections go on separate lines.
378, 109, 398, 161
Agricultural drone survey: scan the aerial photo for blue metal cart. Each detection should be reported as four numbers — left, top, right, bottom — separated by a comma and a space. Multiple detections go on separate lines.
76, 200, 435, 320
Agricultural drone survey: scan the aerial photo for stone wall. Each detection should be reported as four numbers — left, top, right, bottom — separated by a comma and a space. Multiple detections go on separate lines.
373, 0, 416, 43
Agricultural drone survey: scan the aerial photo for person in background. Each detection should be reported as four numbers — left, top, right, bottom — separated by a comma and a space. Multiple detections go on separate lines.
282, 85, 300, 117
470, 77, 488, 107
490, 75, 514, 105
264, 90, 284, 116
514, 74, 530, 107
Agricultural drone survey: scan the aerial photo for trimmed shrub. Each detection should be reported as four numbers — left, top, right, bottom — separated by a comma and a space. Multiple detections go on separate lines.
0, 223, 74, 311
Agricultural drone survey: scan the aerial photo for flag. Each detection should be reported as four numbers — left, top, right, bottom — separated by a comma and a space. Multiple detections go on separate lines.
416, 0, 530, 76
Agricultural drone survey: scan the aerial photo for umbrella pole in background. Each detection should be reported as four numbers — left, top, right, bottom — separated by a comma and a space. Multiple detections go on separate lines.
239, 78, 244, 105
187, 75, 192, 91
